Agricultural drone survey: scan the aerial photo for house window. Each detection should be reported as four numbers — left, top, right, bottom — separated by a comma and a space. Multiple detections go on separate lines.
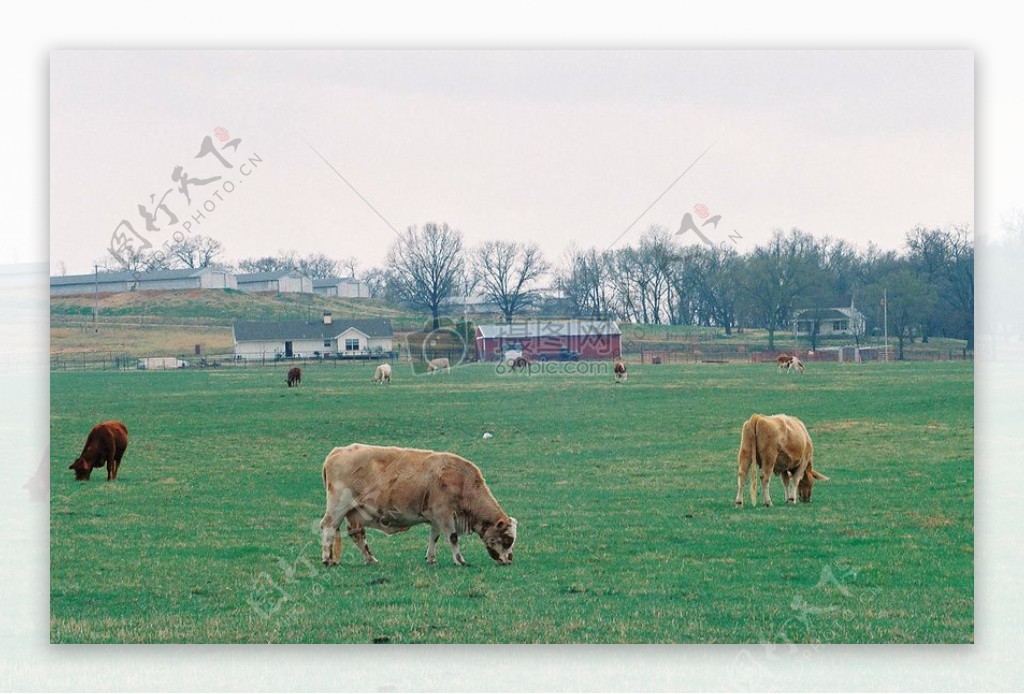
324, 340, 332, 348
345, 338, 360, 351
832, 320, 848, 331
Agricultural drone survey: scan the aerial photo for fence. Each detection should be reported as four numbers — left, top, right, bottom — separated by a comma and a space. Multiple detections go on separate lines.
638, 344, 972, 365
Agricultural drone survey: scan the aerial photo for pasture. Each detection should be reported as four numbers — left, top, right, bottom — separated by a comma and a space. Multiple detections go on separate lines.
50, 360, 973, 643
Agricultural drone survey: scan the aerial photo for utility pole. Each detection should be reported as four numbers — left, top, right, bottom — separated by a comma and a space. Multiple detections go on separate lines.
93, 263, 99, 332
882, 287, 889, 362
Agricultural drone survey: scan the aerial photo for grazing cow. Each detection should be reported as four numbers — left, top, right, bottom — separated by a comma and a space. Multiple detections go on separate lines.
69, 421, 129, 481
287, 367, 302, 387
777, 354, 805, 374
426, 357, 451, 375
320, 443, 517, 566
734, 414, 828, 507
373, 363, 392, 385
614, 358, 628, 383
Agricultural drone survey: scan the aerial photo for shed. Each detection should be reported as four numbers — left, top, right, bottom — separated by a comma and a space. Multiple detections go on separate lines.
236, 270, 313, 294
312, 277, 370, 298
474, 319, 622, 361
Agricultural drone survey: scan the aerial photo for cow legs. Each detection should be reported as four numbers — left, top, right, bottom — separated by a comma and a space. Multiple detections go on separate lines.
434, 519, 468, 566
425, 527, 440, 565
346, 511, 379, 564
320, 509, 344, 565
735, 460, 750, 507
781, 472, 796, 503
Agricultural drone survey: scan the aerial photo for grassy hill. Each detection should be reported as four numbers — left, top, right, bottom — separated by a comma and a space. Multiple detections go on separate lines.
51, 288, 412, 325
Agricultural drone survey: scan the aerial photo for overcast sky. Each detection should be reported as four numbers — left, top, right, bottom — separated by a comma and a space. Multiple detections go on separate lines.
49, 49, 973, 276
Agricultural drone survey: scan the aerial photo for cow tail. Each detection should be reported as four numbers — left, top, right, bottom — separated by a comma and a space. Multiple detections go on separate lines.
749, 418, 759, 506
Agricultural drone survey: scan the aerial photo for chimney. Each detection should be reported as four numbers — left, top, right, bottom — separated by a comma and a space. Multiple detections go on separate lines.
323, 311, 332, 325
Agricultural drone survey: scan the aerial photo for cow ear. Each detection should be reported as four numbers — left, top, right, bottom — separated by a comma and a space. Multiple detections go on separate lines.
68, 462, 75, 469
812, 470, 829, 481
509, 517, 518, 529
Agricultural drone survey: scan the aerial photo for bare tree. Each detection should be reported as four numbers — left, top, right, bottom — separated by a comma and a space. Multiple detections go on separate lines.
167, 235, 225, 269
386, 222, 466, 328
556, 245, 612, 319
340, 256, 360, 278
105, 246, 172, 273
360, 267, 391, 299
473, 240, 549, 324
297, 252, 339, 279
237, 256, 292, 274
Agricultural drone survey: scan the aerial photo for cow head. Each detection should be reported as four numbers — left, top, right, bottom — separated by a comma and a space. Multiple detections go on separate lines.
481, 516, 517, 565
798, 467, 829, 502
69, 457, 92, 481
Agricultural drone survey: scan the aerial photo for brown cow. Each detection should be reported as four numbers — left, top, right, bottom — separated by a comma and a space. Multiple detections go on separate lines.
777, 354, 805, 373
510, 355, 532, 372
614, 358, 628, 383
69, 421, 129, 481
320, 444, 517, 566
734, 414, 828, 507
287, 366, 302, 387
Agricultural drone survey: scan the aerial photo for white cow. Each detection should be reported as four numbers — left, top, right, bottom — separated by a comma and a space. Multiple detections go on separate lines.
373, 363, 392, 385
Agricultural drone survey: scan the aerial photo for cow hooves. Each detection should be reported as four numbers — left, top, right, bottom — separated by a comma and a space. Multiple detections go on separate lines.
786, 499, 795, 504
425, 558, 437, 565
734, 501, 743, 508
764, 503, 773, 508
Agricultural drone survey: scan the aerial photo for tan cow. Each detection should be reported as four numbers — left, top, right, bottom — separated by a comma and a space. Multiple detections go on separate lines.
426, 357, 451, 375
734, 414, 828, 507
373, 363, 392, 384
320, 444, 517, 566
614, 358, 627, 383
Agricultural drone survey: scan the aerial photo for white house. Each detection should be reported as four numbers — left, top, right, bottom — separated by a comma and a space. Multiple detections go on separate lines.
50, 267, 237, 296
312, 277, 370, 298
232, 313, 394, 360
792, 306, 867, 337
235, 270, 313, 294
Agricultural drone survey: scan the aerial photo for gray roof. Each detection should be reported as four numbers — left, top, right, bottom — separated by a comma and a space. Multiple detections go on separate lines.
233, 318, 393, 342
476, 319, 621, 339
50, 267, 213, 287
236, 270, 304, 283
313, 276, 362, 287
793, 307, 865, 321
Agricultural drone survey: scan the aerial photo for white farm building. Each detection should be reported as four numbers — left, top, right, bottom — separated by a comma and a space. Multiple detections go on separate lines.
313, 277, 370, 298
50, 267, 237, 296
232, 313, 394, 360
235, 270, 313, 294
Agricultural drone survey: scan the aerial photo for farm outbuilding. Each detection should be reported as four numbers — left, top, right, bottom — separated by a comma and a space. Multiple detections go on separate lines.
50, 267, 237, 296
475, 319, 622, 361
792, 306, 866, 337
232, 313, 394, 360
312, 277, 370, 298
235, 270, 312, 294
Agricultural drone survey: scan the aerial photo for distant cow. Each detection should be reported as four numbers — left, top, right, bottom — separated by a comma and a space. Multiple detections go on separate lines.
426, 357, 451, 375
373, 363, 392, 385
69, 421, 129, 481
777, 354, 805, 373
320, 443, 517, 566
734, 414, 828, 507
287, 367, 302, 387
614, 358, 628, 383
510, 355, 532, 372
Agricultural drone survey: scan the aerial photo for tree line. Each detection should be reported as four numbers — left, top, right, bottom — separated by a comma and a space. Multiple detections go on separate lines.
97, 221, 974, 356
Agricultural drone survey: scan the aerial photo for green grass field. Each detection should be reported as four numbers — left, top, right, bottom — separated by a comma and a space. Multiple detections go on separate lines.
49, 360, 973, 643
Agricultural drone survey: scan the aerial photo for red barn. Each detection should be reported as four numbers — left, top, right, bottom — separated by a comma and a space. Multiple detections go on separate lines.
475, 320, 622, 362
